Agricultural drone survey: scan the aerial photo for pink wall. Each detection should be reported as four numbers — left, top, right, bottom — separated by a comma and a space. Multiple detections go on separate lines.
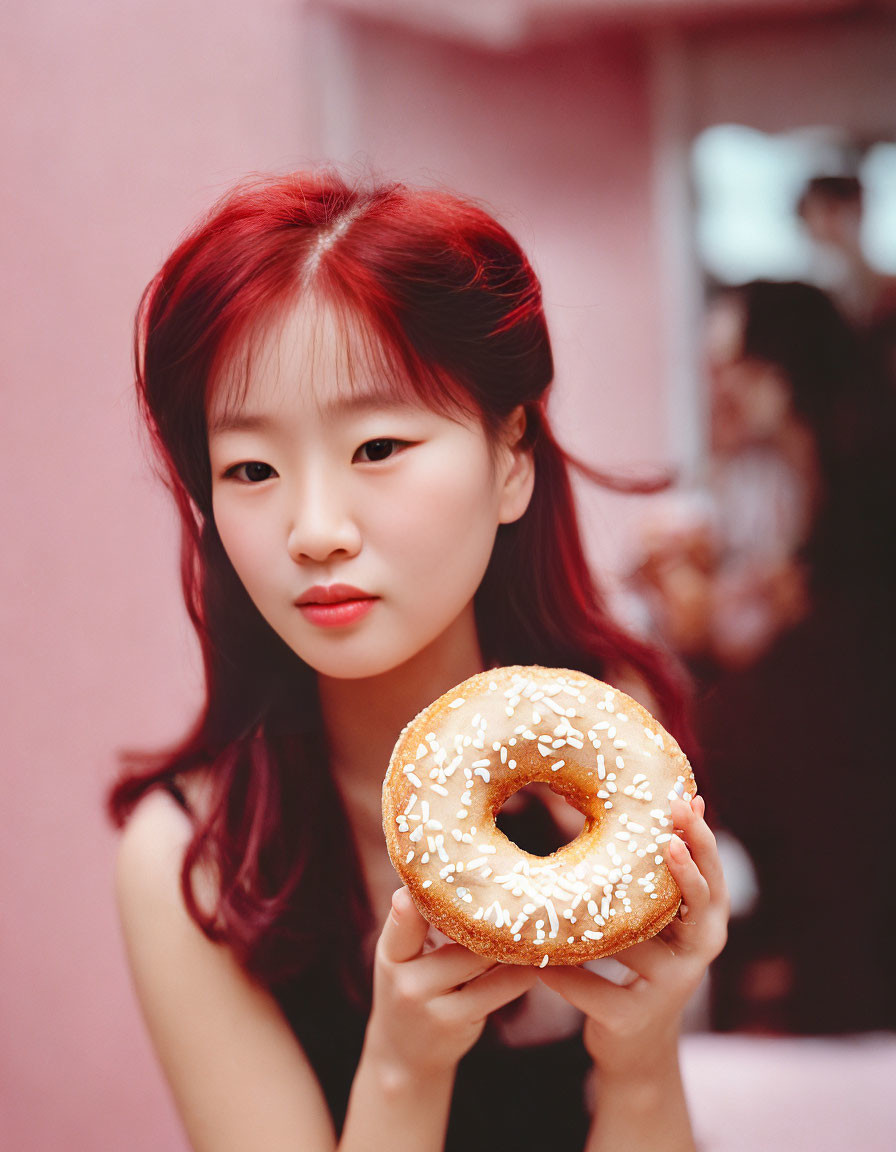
337, 18, 667, 577
1, 3, 309, 1149
0, 6, 685, 1150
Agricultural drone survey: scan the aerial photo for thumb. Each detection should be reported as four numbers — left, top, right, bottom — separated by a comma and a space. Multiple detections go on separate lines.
378, 886, 430, 964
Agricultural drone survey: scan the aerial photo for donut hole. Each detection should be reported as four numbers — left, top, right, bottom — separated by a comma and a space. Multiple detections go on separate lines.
494, 782, 587, 856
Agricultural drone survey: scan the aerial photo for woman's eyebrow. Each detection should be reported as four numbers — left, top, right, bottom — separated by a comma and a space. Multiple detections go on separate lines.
208, 392, 418, 435
207, 411, 277, 436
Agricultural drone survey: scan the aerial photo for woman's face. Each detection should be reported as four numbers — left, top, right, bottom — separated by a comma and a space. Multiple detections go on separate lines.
705, 297, 793, 454
206, 300, 532, 682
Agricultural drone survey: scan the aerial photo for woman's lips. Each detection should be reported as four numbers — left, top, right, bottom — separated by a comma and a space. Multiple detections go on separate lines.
295, 585, 378, 628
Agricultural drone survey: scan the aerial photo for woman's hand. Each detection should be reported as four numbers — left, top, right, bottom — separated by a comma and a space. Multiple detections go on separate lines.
538, 794, 729, 1078
364, 887, 538, 1084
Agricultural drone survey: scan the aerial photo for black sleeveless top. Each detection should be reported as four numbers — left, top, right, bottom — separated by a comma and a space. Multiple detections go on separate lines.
164, 780, 593, 1149
276, 968, 592, 1150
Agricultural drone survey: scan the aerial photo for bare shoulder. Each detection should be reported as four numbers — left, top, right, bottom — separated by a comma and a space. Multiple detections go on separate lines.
113, 790, 337, 1150
114, 788, 196, 925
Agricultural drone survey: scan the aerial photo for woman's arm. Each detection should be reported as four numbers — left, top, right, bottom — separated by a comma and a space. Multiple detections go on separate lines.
343, 888, 537, 1152
539, 795, 729, 1152
116, 792, 536, 1152
115, 790, 338, 1152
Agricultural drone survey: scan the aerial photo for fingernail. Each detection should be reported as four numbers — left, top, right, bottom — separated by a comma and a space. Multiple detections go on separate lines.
669, 834, 687, 859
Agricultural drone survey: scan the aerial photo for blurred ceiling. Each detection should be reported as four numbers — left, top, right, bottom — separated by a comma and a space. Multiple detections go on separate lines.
313, 0, 895, 48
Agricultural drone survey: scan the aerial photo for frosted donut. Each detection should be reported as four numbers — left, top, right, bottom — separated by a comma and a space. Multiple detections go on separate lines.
382, 666, 696, 967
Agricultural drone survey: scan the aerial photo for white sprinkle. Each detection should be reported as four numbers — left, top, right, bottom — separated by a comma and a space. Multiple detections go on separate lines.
541, 697, 568, 716
431, 784, 449, 797
415, 745, 427, 760
472, 759, 490, 769
405, 851, 415, 863
551, 759, 565, 772
422, 879, 432, 888
449, 698, 465, 709
474, 767, 490, 783
540, 954, 550, 968
583, 930, 604, 940
403, 794, 418, 815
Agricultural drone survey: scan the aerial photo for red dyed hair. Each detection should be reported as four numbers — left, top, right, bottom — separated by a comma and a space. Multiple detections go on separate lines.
108, 172, 688, 998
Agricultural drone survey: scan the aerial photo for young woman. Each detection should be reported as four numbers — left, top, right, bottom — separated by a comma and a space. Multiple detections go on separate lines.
109, 172, 728, 1152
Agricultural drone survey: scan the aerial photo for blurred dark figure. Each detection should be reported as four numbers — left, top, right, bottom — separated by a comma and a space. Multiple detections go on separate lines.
630, 280, 896, 1034
798, 175, 896, 385
797, 175, 896, 333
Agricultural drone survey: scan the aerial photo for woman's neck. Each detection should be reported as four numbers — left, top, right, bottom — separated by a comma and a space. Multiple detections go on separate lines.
318, 607, 485, 793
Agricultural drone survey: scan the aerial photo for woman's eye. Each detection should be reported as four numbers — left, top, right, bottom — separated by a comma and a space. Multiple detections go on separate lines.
227, 461, 276, 483
354, 438, 407, 463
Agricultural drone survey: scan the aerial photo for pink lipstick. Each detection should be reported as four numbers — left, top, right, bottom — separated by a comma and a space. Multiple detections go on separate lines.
295, 585, 378, 628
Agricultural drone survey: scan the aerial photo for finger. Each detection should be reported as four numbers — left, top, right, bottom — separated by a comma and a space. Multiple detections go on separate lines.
411, 941, 496, 993
378, 887, 431, 964
538, 963, 630, 1016
670, 796, 727, 901
666, 833, 711, 925
451, 962, 538, 1019
610, 935, 678, 982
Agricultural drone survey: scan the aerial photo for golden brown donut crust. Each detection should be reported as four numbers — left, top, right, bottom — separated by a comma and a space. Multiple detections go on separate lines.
382, 666, 696, 967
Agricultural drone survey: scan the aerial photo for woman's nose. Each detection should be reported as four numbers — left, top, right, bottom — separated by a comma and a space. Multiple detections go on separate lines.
285, 475, 361, 564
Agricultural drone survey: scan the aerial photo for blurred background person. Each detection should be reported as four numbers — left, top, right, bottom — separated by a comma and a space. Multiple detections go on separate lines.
627, 278, 896, 1034
797, 174, 896, 335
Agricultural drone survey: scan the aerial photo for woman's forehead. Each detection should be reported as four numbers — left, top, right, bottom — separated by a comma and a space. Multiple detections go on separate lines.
207, 297, 418, 424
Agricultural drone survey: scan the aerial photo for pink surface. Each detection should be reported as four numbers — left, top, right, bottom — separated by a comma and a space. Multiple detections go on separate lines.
681, 1034, 896, 1151
1, 3, 307, 1149
341, 17, 669, 574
